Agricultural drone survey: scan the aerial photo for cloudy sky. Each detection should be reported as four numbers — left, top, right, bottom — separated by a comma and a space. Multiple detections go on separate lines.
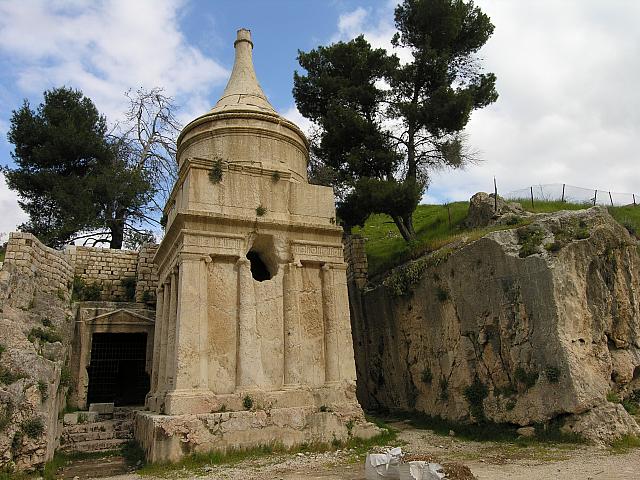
0, 0, 639, 235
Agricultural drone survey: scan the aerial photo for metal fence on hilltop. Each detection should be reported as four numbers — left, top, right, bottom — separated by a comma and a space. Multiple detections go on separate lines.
502, 183, 639, 208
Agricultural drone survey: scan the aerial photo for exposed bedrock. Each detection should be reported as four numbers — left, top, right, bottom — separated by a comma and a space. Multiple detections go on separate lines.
350, 206, 640, 443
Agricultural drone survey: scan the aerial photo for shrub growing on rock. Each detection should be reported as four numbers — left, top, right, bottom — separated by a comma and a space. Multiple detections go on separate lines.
21, 417, 44, 438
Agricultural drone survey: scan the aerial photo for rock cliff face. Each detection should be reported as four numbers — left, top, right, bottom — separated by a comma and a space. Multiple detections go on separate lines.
351, 206, 640, 443
0, 236, 75, 470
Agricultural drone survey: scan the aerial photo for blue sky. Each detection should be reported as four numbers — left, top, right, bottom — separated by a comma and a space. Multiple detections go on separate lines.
1, 0, 640, 236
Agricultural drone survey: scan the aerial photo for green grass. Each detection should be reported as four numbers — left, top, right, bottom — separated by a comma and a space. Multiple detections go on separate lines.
610, 434, 640, 454
510, 199, 590, 213
514, 199, 640, 240
352, 202, 470, 276
390, 411, 585, 445
138, 417, 397, 477
354, 200, 640, 277
609, 205, 640, 239
41, 450, 122, 480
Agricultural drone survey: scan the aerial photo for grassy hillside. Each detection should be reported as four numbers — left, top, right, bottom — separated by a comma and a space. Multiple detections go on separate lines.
354, 200, 640, 277
352, 202, 470, 276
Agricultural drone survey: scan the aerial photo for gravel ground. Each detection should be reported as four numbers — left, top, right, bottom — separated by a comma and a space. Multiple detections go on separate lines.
84, 420, 640, 480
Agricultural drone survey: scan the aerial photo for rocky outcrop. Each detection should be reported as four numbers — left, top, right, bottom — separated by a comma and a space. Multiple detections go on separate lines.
351, 205, 640, 444
465, 192, 530, 228
0, 234, 75, 470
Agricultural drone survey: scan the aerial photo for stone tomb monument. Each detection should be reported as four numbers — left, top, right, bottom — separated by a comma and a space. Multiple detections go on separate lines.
135, 29, 377, 461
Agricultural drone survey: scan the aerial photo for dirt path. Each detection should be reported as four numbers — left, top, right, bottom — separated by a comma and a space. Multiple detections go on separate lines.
85, 420, 640, 480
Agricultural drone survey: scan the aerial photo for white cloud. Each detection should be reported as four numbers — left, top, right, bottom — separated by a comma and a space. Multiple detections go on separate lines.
282, 105, 314, 137
331, 1, 640, 204
0, 0, 230, 234
0, 173, 27, 234
0, 0, 228, 122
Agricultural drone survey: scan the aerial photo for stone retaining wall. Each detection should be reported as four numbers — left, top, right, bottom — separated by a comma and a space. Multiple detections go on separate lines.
1, 234, 159, 302
2, 232, 74, 295
343, 234, 367, 289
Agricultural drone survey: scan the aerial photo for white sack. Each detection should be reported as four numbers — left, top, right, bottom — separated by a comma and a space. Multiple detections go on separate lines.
398, 461, 445, 480
364, 448, 403, 479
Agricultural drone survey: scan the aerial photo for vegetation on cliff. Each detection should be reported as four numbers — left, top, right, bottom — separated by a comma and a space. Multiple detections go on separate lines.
356, 200, 640, 276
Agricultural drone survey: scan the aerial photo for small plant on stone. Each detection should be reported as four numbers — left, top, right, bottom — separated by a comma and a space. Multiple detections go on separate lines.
436, 286, 449, 303
463, 376, 488, 422
544, 241, 562, 253
209, 159, 224, 184
271, 171, 281, 182
59, 366, 72, 391
514, 366, 538, 389
256, 205, 267, 217
122, 277, 137, 301
21, 417, 44, 438
11, 430, 23, 454
27, 327, 62, 344
575, 220, 590, 240
41, 317, 53, 328
0, 401, 14, 432
331, 435, 341, 448
141, 290, 154, 305
421, 368, 433, 385
439, 378, 449, 401
243, 395, 254, 410
622, 399, 639, 416
78, 412, 89, 424
545, 366, 560, 383
319, 405, 331, 412
505, 399, 517, 411
517, 225, 545, 258
218, 404, 227, 413
38, 381, 48, 402
607, 391, 621, 403
0, 366, 27, 385
82, 282, 102, 301
346, 419, 355, 436
505, 214, 521, 226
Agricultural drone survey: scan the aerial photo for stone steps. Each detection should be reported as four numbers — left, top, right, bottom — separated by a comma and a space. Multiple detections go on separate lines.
59, 456, 131, 479
60, 405, 137, 454
59, 437, 130, 454
63, 419, 133, 435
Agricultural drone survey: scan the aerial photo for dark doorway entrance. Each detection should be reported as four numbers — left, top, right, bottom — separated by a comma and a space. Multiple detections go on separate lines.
86, 332, 149, 406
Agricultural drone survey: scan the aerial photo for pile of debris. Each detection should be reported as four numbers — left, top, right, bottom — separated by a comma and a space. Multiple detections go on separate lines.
365, 447, 475, 480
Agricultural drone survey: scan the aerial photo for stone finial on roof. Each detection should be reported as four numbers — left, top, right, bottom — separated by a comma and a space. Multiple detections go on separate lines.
211, 28, 276, 114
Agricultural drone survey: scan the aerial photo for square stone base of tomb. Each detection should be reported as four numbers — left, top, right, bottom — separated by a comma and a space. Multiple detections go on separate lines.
134, 402, 380, 463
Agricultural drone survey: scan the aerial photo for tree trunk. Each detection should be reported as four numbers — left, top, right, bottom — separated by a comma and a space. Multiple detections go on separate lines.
391, 215, 415, 242
109, 210, 125, 249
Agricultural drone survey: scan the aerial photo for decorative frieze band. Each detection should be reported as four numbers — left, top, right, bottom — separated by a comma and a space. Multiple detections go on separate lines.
183, 232, 245, 256
291, 241, 344, 263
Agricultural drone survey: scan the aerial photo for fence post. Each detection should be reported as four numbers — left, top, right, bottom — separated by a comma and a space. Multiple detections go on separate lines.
634, 194, 636, 206
609, 191, 614, 207
494, 177, 498, 212
593, 190, 597, 206
561, 184, 566, 203
530, 186, 534, 209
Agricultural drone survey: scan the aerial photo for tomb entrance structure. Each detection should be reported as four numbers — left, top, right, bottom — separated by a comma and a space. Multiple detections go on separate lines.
135, 28, 378, 462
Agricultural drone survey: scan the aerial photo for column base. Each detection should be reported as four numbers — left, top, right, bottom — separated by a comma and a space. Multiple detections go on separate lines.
164, 389, 218, 415
135, 402, 380, 463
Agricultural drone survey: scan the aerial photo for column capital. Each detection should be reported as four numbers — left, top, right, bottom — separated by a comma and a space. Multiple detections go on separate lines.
237, 257, 251, 267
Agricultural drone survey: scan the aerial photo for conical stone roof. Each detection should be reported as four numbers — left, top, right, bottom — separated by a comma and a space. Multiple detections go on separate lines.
211, 29, 277, 115
177, 28, 309, 181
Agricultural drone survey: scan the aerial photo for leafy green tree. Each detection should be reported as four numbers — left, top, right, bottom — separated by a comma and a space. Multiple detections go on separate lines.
294, 0, 498, 241
3, 87, 153, 249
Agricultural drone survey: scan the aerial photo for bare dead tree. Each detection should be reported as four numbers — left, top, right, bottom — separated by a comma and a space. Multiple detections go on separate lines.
113, 87, 181, 213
